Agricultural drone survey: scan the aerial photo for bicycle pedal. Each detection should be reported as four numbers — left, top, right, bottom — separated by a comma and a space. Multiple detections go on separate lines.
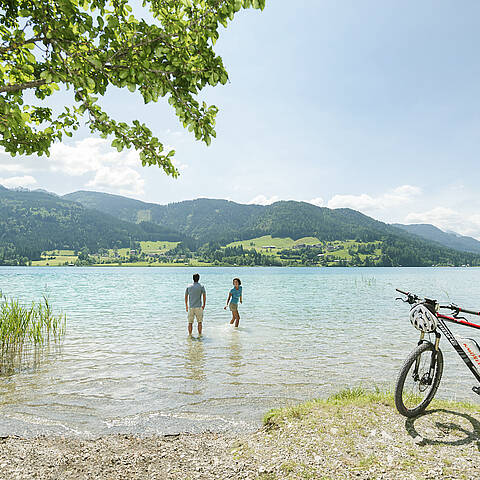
472, 386, 480, 396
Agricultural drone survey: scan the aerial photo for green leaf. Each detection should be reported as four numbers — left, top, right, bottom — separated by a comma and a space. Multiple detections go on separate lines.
88, 57, 103, 69
86, 77, 96, 90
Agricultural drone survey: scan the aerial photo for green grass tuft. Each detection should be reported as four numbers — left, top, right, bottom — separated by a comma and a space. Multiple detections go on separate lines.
262, 386, 480, 428
0, 293, 66, 375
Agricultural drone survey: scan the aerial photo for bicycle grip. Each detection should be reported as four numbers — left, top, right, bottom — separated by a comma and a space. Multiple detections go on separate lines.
396, 288, 409, 295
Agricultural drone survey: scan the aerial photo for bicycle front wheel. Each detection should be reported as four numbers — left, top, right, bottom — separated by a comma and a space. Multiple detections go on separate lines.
395, 341, 443, 417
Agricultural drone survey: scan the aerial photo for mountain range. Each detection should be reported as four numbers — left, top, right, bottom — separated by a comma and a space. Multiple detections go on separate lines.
1, 185, 480, 266
65, 190, 480, 253
393, 223, 480, 254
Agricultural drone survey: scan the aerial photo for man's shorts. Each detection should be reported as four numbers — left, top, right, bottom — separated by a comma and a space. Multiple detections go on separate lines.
229, 303, 238, 312
188, 307, 204, 323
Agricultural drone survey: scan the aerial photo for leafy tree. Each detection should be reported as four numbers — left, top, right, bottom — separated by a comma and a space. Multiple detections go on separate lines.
0, 0, 265, 174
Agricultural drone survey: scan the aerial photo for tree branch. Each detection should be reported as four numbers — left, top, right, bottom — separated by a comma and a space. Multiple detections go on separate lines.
0, 36, 45, 54
0, 79, 48, 94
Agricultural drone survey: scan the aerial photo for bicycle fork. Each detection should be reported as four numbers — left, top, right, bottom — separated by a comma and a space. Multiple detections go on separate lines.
412, 332, 440, 385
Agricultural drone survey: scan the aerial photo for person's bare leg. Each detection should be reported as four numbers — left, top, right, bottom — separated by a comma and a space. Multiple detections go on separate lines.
188, 322, 193, 335
230, 313, 235, 324
198, 321, 202, 335
234, 312, 240, 328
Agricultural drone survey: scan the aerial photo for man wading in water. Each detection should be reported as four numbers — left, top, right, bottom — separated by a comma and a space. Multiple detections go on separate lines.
185, 273, 206, 336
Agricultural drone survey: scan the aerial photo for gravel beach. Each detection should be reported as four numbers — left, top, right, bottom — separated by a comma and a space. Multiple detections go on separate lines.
0, 391, 478, 480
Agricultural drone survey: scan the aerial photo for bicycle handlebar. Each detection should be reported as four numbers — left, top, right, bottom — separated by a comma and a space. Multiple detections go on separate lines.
395, 288, 421, 304
396, 288, 480, 317
439, 304, 480, 317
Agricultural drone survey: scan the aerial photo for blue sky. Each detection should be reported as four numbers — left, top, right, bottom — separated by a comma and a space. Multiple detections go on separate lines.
2, 1, 480, 237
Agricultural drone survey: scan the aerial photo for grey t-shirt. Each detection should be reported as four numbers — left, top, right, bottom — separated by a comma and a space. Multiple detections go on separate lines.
186, 282, 206, 308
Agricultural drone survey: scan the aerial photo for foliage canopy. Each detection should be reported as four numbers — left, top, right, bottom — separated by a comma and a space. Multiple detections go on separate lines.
0, 0, 265, 175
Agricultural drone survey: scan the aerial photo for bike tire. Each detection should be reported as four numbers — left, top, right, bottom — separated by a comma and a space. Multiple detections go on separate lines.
394, 341, 443, 417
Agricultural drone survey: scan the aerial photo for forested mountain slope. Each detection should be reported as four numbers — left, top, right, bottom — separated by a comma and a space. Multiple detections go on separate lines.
65, 191, 397, 243
394, 223, 480, 254
0, 187, 183, 263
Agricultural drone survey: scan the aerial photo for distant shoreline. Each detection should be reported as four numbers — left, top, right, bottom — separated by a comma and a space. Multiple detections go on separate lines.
6, 264, 476, 268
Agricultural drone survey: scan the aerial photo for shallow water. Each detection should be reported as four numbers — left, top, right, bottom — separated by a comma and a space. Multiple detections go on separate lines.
0, 266, 479, 437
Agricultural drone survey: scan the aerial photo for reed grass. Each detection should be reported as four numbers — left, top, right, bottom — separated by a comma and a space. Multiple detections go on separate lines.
0, 293, 66, 375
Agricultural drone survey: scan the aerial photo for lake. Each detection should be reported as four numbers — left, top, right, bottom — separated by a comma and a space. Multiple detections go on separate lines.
1, 266, 479, 437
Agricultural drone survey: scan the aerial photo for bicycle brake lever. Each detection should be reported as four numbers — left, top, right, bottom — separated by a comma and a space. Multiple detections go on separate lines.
449, 304, 460, 317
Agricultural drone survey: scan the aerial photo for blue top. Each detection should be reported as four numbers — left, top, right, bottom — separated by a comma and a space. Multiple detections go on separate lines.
230, 286, 242, 304
186, 282, 206, 308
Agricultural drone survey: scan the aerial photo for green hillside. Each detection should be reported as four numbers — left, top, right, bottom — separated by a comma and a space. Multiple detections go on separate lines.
64, 190, 480, 267
65, 192, 394, 243
65, 191, 263, 243
0, 187, 184, 265
394, 223, 480, 254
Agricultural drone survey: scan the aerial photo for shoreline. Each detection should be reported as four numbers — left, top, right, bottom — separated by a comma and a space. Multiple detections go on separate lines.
4, 264, 476, 268
1, 389, 478, 479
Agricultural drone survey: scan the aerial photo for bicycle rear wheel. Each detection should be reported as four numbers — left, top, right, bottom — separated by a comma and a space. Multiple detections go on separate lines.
395, 341, 443, 417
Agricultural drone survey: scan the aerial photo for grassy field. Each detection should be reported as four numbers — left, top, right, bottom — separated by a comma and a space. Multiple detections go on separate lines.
227, 235, 321, 254
226, 236, 383, 265
32, 254, 77, 266
108, 241, 179, 257
30, 238, 384, 267
32, 242, 181, 266
140, 241, 179, 253
92, 259, 213, 267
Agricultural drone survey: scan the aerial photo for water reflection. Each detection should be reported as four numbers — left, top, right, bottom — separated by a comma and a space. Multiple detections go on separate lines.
184, 337, 206, 382
228, 331, 243, 378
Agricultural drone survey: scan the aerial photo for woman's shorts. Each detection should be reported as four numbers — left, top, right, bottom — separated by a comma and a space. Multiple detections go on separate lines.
229, 303, 238, 312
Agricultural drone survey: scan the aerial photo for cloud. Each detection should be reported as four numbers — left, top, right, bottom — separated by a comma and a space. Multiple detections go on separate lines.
0, 163, 32, 174
0, 175, 37, 188
327, 185, 421, 211
169, 146, 188, 171
86, 167, 145, 196
248, 194, 280, 206
405, 207, 480, 239
48, 137, 146, 196
308, 197, 324, 207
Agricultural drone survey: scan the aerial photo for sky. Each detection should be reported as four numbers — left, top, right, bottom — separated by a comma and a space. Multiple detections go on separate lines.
2, 1, 480, 237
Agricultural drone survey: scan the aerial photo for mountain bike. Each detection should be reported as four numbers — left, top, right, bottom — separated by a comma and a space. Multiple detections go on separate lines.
394, 288, 480, 417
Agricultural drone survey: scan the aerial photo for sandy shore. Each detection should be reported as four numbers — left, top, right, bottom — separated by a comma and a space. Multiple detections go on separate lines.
1, 390, 479, 479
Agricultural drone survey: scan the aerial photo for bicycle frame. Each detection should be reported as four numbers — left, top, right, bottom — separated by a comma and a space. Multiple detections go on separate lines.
434, 312, 480, 384
395, 288, 480, 416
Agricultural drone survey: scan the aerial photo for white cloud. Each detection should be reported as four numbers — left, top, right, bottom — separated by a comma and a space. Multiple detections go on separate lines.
48, 137, 146, 196
49, 137, 136, 175
169, 147, 188, 171
327, 185, 421, 211
86, 167, 145, 196
0, 175, 37, 188
248, 194, 280, 206
405, 207, 480, 239
0, 163, 32, 174
308, 197, 324, 207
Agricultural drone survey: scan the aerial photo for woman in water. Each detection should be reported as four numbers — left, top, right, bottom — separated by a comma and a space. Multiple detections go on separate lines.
224, 278, 242, 327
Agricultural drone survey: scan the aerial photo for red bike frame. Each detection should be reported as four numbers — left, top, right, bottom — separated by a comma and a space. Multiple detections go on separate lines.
435, 309, 480, 384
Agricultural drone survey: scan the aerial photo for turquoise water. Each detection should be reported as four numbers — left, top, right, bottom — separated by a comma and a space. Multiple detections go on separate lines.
0, 266, 479, 437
